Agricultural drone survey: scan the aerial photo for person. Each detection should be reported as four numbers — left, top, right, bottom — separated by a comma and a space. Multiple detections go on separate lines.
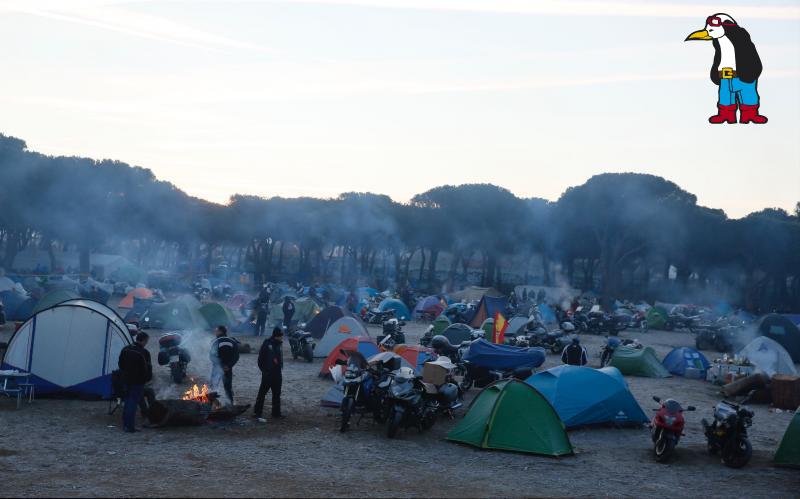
253, 327, 285, 422
118, 332, 152, 433
258, 284, 271, 305
210, 325, 239, 404
254, 301, 268, 336
282, 296, 295, 328
561, 337, 588, 366
309, 285, 317, 300
509, 291, 518, 311
345, 290, 358, 313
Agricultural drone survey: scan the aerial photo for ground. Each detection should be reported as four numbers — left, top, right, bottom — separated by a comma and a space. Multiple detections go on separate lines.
1, 306, 797, 498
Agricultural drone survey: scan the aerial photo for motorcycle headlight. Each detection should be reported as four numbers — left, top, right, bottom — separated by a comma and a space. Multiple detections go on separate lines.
663, 415, 676, 426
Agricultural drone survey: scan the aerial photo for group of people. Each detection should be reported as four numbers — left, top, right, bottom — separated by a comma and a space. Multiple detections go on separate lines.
117, 324, 287, 433
251, 284, 296, 337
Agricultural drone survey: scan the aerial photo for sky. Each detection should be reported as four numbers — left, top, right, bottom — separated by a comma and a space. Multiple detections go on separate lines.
0, 0, 798, 218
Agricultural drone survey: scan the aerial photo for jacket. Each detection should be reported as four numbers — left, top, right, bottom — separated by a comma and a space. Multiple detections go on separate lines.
118, 344, 152, 385
258, 339, 283, 376
210, 336, 239, 368
561, 344, 588, 366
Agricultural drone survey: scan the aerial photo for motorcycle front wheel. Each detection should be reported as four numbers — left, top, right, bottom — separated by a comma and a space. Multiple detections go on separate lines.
654, 437, 675, 463
722, 438, 752, 468
303, 343, 314, 363
340, 396, 355, 433
387, 408, 403, 439
600, 350, 611, 367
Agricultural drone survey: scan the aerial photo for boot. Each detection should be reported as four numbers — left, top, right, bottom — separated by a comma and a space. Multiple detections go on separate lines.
739, 104, 768, 124
708, 104, 737, 124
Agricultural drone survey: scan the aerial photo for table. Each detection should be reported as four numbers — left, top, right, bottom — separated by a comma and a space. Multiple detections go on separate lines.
0, 371, 34, 406
706, 363, 755, 384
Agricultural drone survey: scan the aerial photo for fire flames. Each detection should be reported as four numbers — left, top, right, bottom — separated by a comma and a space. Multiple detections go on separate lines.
182, 384, 210, 403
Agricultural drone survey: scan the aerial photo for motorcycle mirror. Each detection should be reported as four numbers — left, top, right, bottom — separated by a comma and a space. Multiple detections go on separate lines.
652, 396, 661, 402
687, 406, 696, 411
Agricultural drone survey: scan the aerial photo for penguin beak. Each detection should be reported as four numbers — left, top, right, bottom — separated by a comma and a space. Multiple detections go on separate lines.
685, 29, 712, 41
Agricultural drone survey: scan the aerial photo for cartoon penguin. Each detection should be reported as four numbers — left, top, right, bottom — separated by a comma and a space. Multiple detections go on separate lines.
686, 13, 767, 124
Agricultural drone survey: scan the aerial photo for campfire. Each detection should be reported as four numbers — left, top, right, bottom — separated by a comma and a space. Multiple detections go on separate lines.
182, 384, 211, 403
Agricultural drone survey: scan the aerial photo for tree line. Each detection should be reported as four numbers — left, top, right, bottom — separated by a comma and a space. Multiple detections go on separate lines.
1, 133, 798, 312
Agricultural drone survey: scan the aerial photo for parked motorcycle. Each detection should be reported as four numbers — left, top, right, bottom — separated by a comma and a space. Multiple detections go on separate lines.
364, 308, 396, 325
288, 328, 315, 362
693, 319, 740, 353
650, 396, 695, 462
384, 367, 437, 438
338, 352, 377, 432
156, 333, 191, 384
600, 337, 642, 367
529, 329, 571, 354
702, 401, 754, 468
376, 318, 406, 348
571, 308, 627, 336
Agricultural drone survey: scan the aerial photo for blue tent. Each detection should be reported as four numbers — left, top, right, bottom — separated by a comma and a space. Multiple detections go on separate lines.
378, 298, 411, 321
469, 296, 508, 328
526, 365, 648, 428
783, 314, 800, 327
357, 287, 379, 299
662, 347, 710, 377
463, 339, 545, 370
0, 290, 32, 321
538, 303, 557, 324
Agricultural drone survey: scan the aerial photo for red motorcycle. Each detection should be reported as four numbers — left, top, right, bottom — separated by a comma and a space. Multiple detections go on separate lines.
651, 396, 695, 462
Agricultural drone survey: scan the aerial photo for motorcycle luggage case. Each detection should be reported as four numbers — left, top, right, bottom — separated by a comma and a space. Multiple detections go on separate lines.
423, 363, 449, 386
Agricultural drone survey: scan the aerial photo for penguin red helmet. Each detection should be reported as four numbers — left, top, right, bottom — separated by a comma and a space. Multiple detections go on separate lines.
706, 15, 737, 27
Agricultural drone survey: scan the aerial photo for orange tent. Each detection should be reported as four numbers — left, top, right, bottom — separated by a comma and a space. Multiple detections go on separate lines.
118, 288, 154, 309
393, 344, 435, 374
318, 337, 379, 377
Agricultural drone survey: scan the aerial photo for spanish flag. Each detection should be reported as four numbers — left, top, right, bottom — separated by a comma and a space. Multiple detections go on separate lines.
493, 311, 509, 344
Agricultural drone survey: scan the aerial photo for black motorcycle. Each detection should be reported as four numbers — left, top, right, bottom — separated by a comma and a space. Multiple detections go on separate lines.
364, 308, 396, 325
376, 318, 406, 348
694, 320, 740, 353
572, 310, 627, 336
702, 401, 754, 468
529, 330, 571, 354
289, 329, 315, 362
156, 333, 191, 383
338, 351, 397, 432
384, 368, 437, 438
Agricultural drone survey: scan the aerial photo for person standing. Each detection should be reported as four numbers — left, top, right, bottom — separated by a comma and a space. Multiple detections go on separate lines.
561, 337, 588, 366
282, 296, 295, 329
253, 327, 285, 422
118, 332, 152, 433
210, 325, 239, 404
254, 301, 268, 336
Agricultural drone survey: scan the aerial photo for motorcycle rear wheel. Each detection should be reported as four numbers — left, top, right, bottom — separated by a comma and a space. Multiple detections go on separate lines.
303, 343, 314, 363
340, 397, 354, 433
722, 438, 752, 468
387, 408, 402, 439
170, 364, 185, 384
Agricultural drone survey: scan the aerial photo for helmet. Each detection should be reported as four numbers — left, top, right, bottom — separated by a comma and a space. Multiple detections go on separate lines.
438, 383, 459, 403
562, 321, 576, 332
430, 335, 452, 351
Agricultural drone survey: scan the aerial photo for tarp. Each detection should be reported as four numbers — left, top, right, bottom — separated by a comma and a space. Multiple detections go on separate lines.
774, 409, 800, 468
144, 295, 209, 331
199, 302, 239, 329
463, 339, 545, 370
738, 337, 798, 377
31, 289, 80, 316
662, 347, 710, 377
319, 336, 380, 376
526, 366, 649, 428
449, 286, 503, 303
442, 323, 473, 345
1, 299, 131, 399
306, 306, 349, 339
378, 298, 411, 321
118, 287, 153, 309
609, 346, 670, 378
315, 316, 371, 358
447, 379, 573, 456
758, 314, 800, 363
469, 296, 508, 328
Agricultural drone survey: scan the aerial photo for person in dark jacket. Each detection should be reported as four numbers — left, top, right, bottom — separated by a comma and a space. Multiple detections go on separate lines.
210, 326, 238, 404
282, 296, 295, 328
118, 332, 152, 433
253, 327, 284, 422
561, 337, 588, 366
254, 301, 268, 336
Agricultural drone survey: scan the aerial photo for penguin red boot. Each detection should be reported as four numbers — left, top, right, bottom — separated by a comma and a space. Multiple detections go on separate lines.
708, 104, 737, 124
738, 104, 768, 124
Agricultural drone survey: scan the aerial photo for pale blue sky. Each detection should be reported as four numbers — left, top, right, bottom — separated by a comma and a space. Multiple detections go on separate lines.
0, 0, 798, 217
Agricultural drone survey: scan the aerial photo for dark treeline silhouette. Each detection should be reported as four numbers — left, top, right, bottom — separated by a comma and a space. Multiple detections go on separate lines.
1, 133, 798, 312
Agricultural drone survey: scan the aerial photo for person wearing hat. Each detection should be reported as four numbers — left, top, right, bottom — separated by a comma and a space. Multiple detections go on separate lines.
253, 327, 285, 422
561, 336, 588, 366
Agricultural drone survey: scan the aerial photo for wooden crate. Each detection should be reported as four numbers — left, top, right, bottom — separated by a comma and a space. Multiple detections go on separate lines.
771, 375, 800, 410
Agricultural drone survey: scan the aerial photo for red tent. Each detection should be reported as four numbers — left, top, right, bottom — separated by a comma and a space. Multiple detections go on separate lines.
319, 336, 380, 377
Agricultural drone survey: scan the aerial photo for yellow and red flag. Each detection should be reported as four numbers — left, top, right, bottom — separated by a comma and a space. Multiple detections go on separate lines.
493, 311, 508, 344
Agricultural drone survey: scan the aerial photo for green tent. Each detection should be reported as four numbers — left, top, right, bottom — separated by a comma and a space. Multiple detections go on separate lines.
609, 346, 670, 378
269, 297, 321, 327
431, 315, 451, 336
145, 295, 209, 330
481, 318, 495, 341
200, 302, 239, 329
646, 307, 669, 330
775, 409, 800, 468
32, 289, 81, 315
447, 379, 573, 457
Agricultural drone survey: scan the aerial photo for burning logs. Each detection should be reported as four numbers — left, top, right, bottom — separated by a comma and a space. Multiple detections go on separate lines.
146, 383, 252, 427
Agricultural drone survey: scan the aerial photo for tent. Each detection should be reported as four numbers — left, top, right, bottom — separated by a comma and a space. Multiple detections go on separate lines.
774, 409, 800, 468
269, 297, 321, 327
463, 339, 545, 370
738, 337, 798, 377
315, 316, 371, 358
0, 276, 16, 293
0, 290, 31, 321
662, 347, 711, 377
31, 289, 80, 316
226, 293, 252, 311
318, 336, 380, 376
199, 302, 239, 329
442, 323, 473, 345
538, 303, 557, 324
783, 314, 800, 327
430, 315, 452, 337
305, 306, 352, 339
646, 307, 669, 330
414, 295, 445, 318
446, 379, 573, 456
393, 345, 435, 374
143, 295, 209, 331
469, 296, 508, 328
1, 299, 131, 399
321, 383, 345, 408
450, 286, 503, 303
378, 298, 411, 321
758, 314, 800, 363
118, 287, 153, 309
608, 346, 670, 378
526, 366, 648, 428
507, 316, 529, 336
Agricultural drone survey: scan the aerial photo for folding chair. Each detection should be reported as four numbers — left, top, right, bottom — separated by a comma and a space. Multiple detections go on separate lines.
0, 378, 24, 409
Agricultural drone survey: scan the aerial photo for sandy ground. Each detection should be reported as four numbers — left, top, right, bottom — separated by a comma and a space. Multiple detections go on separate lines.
1, 307, 797, 498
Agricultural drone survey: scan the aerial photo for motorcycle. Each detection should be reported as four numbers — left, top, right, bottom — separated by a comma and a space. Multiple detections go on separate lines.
338, 352, 379, 432
384, 367, 437, 438
288, 327, 315, 362
693, 319, 740, 353
156, 333, 191, 384
529, 329, 571, 354
376, 318, 407, 348
702, 401, 754, 468
571, 308, 627, 336
600, 337, 642, 367
364, 308, 396, 325
650, 396, 695, 462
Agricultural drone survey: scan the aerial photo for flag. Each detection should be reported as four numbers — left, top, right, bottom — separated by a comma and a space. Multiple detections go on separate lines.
493, 311, 509, 344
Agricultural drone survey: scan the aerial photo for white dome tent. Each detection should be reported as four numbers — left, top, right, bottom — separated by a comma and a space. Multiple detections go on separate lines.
1, 299, 131, 399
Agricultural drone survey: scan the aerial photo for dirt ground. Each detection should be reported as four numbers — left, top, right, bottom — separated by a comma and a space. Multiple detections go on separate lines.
1, 305, 797, 498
